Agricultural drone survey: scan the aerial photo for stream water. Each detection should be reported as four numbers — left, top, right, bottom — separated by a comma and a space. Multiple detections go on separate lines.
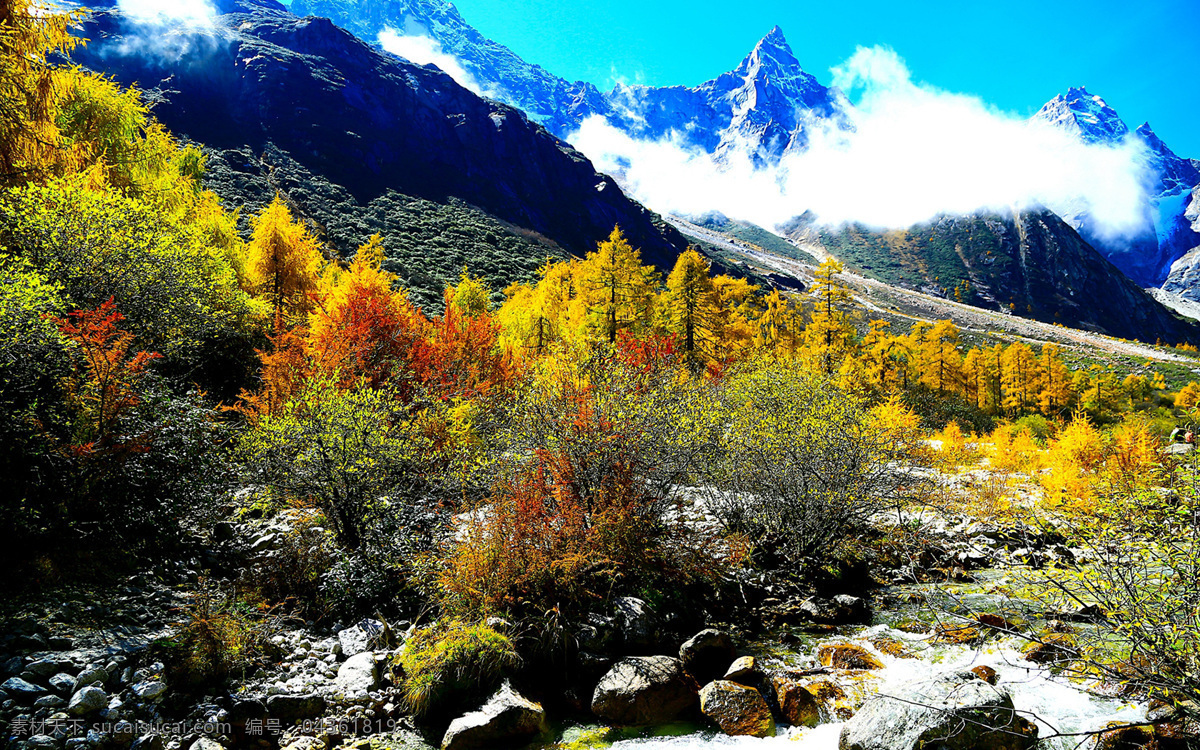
554, 574, 1147, 750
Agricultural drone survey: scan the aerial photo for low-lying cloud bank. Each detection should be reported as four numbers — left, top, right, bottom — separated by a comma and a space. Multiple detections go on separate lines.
571, 46, 1154, 238
379, 26, 493, 97
115, 0, 216, 26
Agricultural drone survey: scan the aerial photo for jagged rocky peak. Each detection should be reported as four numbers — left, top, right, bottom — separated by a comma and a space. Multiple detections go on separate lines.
743, 25, 799, 74
604, 25, 848, 163
1034, 86, 1130, 144
1137, 121, 1200, 194
723, 25, 830, 109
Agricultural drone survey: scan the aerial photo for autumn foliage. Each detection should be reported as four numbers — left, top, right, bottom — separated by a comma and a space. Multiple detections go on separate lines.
50, 298, 161, 456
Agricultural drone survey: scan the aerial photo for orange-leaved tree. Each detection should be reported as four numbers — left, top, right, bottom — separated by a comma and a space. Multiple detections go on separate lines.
308, 234, 430, 395
49, 297, 161, 456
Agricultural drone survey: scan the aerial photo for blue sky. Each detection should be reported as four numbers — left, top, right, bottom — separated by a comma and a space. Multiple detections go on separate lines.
452, 0, 1200, 158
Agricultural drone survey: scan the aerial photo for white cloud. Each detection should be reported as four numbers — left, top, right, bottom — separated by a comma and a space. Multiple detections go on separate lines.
378, 26, 491, 97
116, 0, 216, 26
108, 0, 222, 62
570, 45, 1154, 240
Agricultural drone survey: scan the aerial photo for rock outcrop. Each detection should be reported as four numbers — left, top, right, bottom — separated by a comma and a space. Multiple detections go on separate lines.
440, 681, 549, 750
699, 680, 775, 738
678, 629, 735, 685
839, 670, 1038, 750
591, 656, 698, 726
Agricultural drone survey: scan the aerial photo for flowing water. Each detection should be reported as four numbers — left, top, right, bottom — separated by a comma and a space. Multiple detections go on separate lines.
567, 629, 1145, 749
556, 575, 1147, 750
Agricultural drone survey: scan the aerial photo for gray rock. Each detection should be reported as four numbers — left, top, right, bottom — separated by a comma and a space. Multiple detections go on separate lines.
440, 681, 549, 750
3, 676, 47, 702
613, 597, 658, 651
678, 629, 735, 685
72, 667, 107, 691
337, 619, 385, 657
27, 734, 59, 749
131, 734, 165, 750
249, 533, 276, 552
35, 694, 68, 709
577, 614, 619, 654
2, 656, 25, 675
228, 698, 266, 723
188, 739, 225, 750
13, 634, 49, 651
49, 674, 76, 695
68, 686, 108, 716
27, 658, 74, 679
131, 681, 167, 702
839, 670, 1038, 750
334, 652, 379, 695
265, 693, 326, 720
591, 656, 698, 726
47, 636, 75, 651
800, 595, 869, 625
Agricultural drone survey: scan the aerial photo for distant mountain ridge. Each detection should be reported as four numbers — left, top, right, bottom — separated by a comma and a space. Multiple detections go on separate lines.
290, 0, 615, 136
288, 0, 849, 163
787, 208, 1200, 344
288, 0, 1199, 298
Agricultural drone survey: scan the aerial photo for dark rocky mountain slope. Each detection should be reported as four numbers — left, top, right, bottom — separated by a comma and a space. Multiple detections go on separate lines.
73, 0, 694, 307
789, 209, 1200, 344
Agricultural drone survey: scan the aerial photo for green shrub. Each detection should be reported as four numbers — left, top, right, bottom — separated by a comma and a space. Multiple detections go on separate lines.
1012, 413, 1052, 442
159, 587, 280, 690
399, 620, 518, 718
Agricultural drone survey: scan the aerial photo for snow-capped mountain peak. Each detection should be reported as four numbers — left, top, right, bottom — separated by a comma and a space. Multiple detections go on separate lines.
1034, 85, 1130, 145
605, 27, 847, 163
1034, 87, 1200, 286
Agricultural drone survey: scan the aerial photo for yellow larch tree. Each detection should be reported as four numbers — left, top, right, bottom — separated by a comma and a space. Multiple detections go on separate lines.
575, 226, 656, 345
710, 274, 761, 361
1039, 343, 1073, 416
661, 248, 721, 370
497, 258, 576, 356
803, 258, 855, 374
1001, 342, 1042, 415
962, 347, 987, 410
0, 0, 83, 186
920, 320, 963, 395
754, 290, 804, 358
245, 195, 325, 333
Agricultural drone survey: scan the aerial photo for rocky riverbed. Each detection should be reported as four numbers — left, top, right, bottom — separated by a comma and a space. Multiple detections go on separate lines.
1, 505, 1191, 750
